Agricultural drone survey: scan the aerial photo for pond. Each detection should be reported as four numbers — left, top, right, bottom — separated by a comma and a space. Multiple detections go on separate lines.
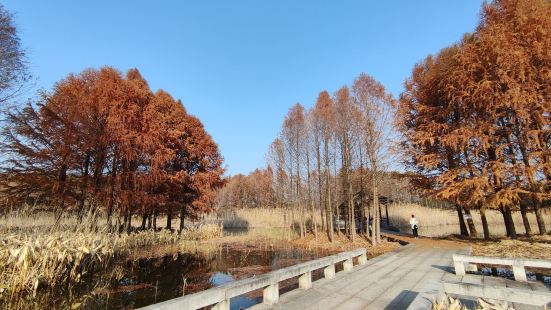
8, 244, 333, 310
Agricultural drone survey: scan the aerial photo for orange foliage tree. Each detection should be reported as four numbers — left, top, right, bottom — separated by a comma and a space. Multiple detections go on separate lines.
1, 67, 224, 232
397, 0, 551, 239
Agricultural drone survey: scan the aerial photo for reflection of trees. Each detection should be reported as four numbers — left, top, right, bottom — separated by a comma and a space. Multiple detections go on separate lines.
136, 252, 212, 291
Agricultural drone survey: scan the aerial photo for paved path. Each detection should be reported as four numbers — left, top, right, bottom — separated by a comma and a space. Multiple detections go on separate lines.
252, 235, 469, 310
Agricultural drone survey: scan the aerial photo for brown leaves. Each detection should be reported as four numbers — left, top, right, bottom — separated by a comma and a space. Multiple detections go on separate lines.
1, 67, 224, 217
397, 0, 551, 208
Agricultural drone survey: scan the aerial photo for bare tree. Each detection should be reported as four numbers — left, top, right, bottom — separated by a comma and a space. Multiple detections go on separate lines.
0, 4, 29, 110
352, 73, 395, 245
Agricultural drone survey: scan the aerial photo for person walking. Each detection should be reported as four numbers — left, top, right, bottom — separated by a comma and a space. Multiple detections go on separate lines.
410, 214, 419, 238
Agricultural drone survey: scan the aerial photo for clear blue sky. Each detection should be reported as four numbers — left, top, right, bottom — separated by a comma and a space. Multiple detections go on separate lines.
4, 0, 483, 176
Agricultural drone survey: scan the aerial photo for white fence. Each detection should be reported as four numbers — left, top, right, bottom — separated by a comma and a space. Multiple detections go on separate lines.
453, 254, 551, 282
140, 248, 368, 310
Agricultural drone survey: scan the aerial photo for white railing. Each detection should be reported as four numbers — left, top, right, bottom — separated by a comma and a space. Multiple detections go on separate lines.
140, 248, 368, 310
453, 254, 551, 282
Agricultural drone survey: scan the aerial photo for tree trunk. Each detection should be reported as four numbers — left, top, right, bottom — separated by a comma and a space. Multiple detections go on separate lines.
78, 153, 91, 219
505, 206, 517, 239
126, 212, 133, 233
306, 146, 317, 238
519, 200, 532, 236
500, 206, 517, 239
141, 213, 147, 230
166, 209, 172, 230
315, 137, 325, 234
456, 205, 469, 237
533, 199, 547, 235
371, 182, 378, 246
179, 207, 186, 233
346, 147, 355, 242
480, 207, 490, 240
463, 206, 477, 237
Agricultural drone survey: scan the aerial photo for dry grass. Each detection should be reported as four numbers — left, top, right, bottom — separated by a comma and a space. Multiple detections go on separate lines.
217, 208, 322, 229
387, 203, 551, 231
289, 233, 400, 258
433, 295, 514, 310
471, 235, 551, 260
0, 211, 222, 299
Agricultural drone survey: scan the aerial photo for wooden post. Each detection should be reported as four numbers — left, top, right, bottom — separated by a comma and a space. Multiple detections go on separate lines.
324, 264, 336, 279
212, 299, 230, 310
344, 258, 354, 272
359, 253, 368, 265
453, 256, 466, 276
512, 264, 527, 282
263, 283, 279, 305
299, 271, 312, 289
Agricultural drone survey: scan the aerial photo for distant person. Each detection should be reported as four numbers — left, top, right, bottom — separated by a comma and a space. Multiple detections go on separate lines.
410, 214, 419, 238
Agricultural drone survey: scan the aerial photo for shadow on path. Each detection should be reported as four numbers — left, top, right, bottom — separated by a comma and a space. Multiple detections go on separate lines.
383, 290, 419, 310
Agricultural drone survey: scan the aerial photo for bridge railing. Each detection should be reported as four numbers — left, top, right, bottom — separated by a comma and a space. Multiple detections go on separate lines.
140, 248, 368, 310
452, 254, 551, 282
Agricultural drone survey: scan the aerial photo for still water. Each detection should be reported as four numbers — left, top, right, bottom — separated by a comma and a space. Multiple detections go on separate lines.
18, 243, 332, 310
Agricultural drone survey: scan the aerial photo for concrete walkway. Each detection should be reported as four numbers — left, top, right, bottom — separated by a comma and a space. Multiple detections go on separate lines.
252, 236, 469, 310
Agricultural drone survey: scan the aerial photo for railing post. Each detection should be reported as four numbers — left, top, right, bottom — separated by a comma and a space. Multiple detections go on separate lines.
453, 255, 466, 276
466, 263, 478, 273
212, 299, 230, 310
299, 271, 312, 289
343, 258, 354, 272
512, 263, 527, 282
358, 253, 368, 265
324, 264, 336, 279
263, 283, 279, 305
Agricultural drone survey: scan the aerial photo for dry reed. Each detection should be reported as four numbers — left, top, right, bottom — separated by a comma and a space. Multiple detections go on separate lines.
472, 237, 551, 260
0, 211, 222, 299
387, 203, 551, 231
217, 208, 322, 229
432, 295, 514, 310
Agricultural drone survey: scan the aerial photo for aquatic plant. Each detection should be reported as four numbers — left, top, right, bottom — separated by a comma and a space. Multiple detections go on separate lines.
0, 213, 222, 299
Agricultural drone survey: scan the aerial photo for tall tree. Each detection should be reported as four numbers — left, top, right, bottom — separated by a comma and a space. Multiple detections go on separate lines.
352, 73, 395, 245
0, 4, 29, 109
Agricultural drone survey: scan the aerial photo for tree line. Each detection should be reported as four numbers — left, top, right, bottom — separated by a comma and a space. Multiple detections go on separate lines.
215, 73, 395, 245
216, 0, 551, 241
0, 67, 224, 232
396, 0, 551, 239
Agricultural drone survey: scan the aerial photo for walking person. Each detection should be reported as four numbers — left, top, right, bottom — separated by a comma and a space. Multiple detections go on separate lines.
410, 214, 419, 238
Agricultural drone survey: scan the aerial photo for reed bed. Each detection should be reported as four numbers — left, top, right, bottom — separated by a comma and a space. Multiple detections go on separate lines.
471, 237, 551, 260
0, 211, 222, 299
386, 203, 551, 230
218, 208, 322, 229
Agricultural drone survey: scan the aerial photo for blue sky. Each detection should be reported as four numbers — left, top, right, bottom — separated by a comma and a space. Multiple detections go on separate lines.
4, 0, 483, 175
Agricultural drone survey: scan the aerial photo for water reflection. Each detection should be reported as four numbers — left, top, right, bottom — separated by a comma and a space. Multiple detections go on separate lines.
11, 243, 333, 309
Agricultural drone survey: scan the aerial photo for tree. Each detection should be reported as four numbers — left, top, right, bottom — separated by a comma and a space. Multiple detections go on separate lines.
0, 4, 29, 109
397, 0, 551, 239
334, 86, 358, 241
352, 73, 395, 245
311, 91, 336, 241
282, 103, 307, 238
0, 67, 224, 231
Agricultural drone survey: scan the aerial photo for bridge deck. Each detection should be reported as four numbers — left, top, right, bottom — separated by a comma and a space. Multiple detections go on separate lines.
252, 238, 468, 310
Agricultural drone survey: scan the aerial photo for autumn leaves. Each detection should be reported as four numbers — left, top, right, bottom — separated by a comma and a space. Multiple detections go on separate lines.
396, 0, 551, 238
1, 67, 224, 231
